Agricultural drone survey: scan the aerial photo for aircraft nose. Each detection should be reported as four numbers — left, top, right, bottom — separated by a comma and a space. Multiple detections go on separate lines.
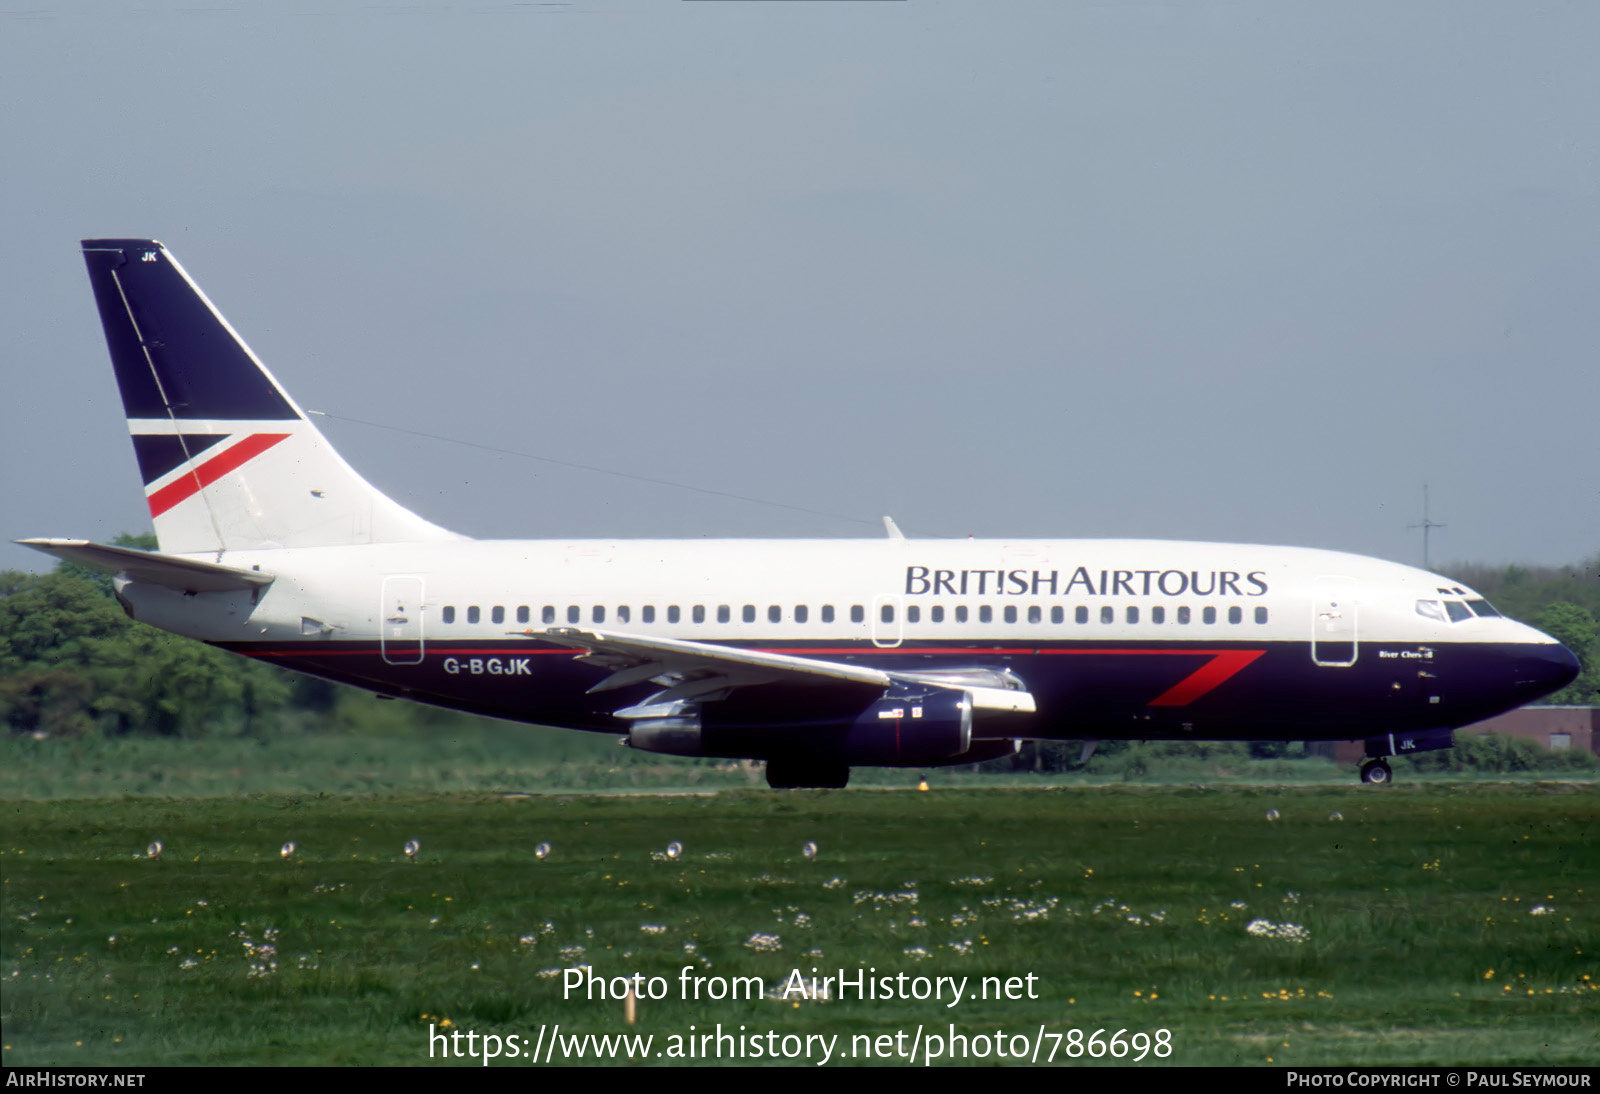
1511, 642, 1581, 701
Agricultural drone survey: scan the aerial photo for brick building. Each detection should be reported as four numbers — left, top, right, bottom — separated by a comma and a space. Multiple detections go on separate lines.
1320, 706, 1598, 766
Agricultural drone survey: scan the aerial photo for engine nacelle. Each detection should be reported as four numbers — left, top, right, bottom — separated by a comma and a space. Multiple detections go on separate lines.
841, 684, 976, 766
625, 700, 707, 756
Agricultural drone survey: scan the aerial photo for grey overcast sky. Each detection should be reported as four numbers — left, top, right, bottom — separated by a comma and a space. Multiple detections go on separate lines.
3, 1, 1596, 572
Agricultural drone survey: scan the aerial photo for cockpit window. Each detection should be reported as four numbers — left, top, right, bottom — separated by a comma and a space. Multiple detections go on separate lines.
1465, 599, 1501, 618
1415, 600, 1447, 623
1444, 600, 1472, 623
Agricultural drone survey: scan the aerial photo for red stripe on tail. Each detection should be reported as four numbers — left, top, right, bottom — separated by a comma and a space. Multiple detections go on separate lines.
146, 433, 291, 517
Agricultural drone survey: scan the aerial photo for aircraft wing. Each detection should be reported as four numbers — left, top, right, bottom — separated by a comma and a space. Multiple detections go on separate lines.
529, 626, 1034, 715
15, 538, 275, 594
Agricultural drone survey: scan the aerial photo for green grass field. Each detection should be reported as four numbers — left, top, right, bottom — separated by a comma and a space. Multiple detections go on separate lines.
3, 782, 1595, 1066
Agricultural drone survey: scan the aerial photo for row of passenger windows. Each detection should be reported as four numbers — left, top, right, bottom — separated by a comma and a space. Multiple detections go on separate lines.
438, 603, 1271, 626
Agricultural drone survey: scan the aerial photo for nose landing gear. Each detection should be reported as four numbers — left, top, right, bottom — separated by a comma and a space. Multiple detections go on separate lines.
1359, 758, 1392, 785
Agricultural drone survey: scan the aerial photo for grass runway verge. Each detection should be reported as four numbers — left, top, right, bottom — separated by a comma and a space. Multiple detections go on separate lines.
2, 784, 1595, 1066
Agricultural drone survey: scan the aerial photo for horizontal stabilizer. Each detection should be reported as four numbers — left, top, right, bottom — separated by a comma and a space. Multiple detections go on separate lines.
15, 538, 274, 594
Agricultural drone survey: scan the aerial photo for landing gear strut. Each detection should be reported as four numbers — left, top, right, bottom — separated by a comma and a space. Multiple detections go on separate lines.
765, 757, 850, 789
1359, 758, 1392, 785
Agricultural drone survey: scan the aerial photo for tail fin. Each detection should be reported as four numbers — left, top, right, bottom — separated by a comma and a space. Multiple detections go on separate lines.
80, 239, 463, 555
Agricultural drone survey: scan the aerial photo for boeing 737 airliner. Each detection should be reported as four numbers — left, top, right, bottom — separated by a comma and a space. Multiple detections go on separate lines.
19, 240, 1580, 787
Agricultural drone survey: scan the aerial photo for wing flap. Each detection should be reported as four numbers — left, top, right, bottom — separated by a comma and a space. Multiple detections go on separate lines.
15, 538, 274, 594
534, 626, 893, 690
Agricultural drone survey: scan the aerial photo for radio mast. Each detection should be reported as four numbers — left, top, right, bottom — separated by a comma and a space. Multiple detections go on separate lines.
1407, 484, 1446, 571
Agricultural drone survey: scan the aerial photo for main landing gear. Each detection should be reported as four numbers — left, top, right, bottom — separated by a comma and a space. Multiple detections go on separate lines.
765, 756, 850, 790
1359, 758, 1392, 785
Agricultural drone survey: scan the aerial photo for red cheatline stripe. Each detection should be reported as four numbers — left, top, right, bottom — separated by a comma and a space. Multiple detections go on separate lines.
146, 433, 291, 517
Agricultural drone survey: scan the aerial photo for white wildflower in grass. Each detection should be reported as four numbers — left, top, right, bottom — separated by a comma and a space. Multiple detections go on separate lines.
179, 957, 199, 970
518, 935, 538, 946
909, 916, 926, 928
947, 939, 975, 956
232, 925, 281, 978
821, 877, 846, 890
1530, 906, 1552, 916
744, 933, 782, 953
949, 876, 994, 887
540, 921, 556, 935
1230, 901, 1248, 910
558, 945, 587, 962
1010, 897, 1060, 923
1282, 892, 1301, 905
792, 912, 812, 929
640, 924, 668, 935
803, 948, 824, 958
854, 889, 918, 908
536, 967, 563, 979
950, 908, 979, 928
1246, 918, 1309, 944
903, 946, 930, 960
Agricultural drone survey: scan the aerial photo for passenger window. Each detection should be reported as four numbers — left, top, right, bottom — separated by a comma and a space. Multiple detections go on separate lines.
542, 606, 555, 624
642, 606, 656, 623
617, 605, 630, 624
1152, 606, 1165, 624
592, 606, 605, 624
442, 606, 456, 624
1177, 606, 1191, 624
567, 605, 580, 624
668, 605, 681, 624
769, 605, 781, 623
907, 605, 920, 623
851, 605, 865, 624
1003, 606, 1017, 624
931, 606, 944, 623
979, 605, 993, 623
742, 605, 755, 623
1075, 606, 1088, 624
1051, 606, 1063, 624
1027, 606, 1041, 624
794, 605, 807, 624
1228, 606, 1242, 624
692, 605, 705, 624
881, 604, 895, 624
516, 606, 529, 624
1100, 606, 1114, 624
955, 606, 968, 623
821, 605, 835, 623
467, 606, 480, 624
1254, 607, 1268, 624
491, 606, 505, 625
718, 605, 731, 624
1126, 606, 1139, 624
1203, 606, 1217, 624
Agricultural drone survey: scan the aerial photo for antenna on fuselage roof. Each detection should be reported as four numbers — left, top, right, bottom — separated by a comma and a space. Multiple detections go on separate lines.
1407, 484, 1446, 571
